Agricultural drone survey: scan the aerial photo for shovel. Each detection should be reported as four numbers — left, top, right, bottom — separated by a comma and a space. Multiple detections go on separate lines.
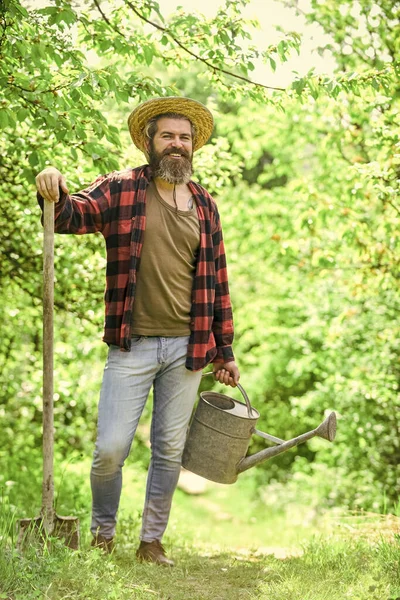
18, 199, 80, 550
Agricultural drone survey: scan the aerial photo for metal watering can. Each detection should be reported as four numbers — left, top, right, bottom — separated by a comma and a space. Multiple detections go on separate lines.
182, 375, 337, 484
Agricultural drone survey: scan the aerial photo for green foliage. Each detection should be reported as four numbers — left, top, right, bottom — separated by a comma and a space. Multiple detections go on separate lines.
217, 76, 399, 508
199, 0, 399, 511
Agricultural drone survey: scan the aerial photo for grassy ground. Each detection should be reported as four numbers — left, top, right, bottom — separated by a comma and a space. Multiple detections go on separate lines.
1, 463, 400, 599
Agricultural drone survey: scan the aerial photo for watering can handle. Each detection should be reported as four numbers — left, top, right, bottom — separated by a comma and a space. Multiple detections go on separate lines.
201, 373, 253, 418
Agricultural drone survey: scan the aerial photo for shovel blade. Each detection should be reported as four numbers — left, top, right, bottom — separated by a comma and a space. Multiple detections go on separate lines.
17, 514, 80, 550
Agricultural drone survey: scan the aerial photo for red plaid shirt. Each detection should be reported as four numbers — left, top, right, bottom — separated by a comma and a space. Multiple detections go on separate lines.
39, 165, 234, 371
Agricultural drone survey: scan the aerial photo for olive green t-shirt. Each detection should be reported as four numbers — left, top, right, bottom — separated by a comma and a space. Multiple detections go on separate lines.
131, 181, 200, 336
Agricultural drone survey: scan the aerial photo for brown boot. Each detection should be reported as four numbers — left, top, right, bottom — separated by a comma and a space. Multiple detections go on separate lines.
91, 534, 115, 554
136, 540, 174, 567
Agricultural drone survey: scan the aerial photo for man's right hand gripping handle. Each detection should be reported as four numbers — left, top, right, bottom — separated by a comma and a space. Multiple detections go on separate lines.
36, 167, 69, 203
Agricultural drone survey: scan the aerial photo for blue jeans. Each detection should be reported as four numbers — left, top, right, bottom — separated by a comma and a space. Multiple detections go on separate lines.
90, 336, 202, 541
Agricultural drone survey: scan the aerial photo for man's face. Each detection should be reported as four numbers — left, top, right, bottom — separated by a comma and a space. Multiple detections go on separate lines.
147, 117, 194, 184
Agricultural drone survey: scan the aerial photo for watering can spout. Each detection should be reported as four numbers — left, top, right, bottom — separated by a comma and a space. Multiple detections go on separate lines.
182, 376, 338, 485
237, 412, 337, 474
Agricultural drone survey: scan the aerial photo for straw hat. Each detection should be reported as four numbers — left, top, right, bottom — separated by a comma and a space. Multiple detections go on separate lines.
127, 97, 214, 154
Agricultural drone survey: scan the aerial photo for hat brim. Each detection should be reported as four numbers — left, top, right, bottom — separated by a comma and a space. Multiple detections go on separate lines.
127, 97, 214, 154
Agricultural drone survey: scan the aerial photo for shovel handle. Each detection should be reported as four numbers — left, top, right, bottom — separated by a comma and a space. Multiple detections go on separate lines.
202, 372, 253, 418
42, 199, 55, 521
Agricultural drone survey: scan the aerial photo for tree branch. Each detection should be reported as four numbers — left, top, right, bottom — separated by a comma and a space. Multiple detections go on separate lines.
7, 81, 73, 94
92, 0, 285, 92
92, 0, 126, 38
387, 200, 400, 217
126, 0, 286, 91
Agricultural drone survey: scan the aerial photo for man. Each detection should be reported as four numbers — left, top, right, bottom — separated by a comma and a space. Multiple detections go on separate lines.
36, 96, 239, 566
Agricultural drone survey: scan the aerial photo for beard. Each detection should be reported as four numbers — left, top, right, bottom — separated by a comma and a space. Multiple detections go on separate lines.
148, 144, 193, 185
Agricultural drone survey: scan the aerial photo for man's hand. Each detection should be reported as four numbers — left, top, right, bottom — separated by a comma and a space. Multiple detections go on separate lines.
213, 361, 240, 387
36, 167, 69, 203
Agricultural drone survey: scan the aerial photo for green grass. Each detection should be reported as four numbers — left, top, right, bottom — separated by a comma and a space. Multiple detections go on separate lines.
1, 461, 400, 599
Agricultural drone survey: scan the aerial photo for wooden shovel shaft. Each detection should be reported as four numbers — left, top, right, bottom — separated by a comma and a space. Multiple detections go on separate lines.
17, 201, 80, 548
42, 200, 55, 526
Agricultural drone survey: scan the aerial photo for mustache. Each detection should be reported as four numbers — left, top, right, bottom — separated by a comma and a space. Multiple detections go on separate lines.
162, 148, 191, 159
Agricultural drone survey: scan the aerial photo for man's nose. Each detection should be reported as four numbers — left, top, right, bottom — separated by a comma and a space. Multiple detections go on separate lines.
171, 136, 184, 147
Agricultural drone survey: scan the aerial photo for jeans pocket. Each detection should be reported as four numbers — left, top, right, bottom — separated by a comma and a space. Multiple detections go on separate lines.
108, 337, 144, 352
131, 335, 145, 345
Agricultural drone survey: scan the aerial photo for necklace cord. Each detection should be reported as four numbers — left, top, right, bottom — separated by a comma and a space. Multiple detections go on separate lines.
173, 185, 179, 215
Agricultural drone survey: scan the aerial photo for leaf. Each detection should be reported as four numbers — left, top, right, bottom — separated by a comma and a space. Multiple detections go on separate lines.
277, 40, 288, 62
114, 89, 129, 103
22, 167, 36, 184
371, 78, 380, 90
0, 110, 9, 129
53, 53, 64, 68
81, 83, 93, 96
152, 2, 165, 24
220, 31, 230, 46
37, 6, 60, 16
307, 79, 319, 100
16, 108, 29, 122
54, 9, 77, 26
4, 109, 16, 128
28, 151, 39, 167
143, 46, 154, 66
292, 78, 305, 95
55, 129, 67, 141
70, 89, 81, 102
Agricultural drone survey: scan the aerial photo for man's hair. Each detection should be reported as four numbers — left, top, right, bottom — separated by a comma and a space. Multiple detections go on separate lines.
144, 112, 196, 144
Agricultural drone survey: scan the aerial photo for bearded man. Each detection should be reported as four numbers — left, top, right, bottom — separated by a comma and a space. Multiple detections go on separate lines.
36, 97, 239, 566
